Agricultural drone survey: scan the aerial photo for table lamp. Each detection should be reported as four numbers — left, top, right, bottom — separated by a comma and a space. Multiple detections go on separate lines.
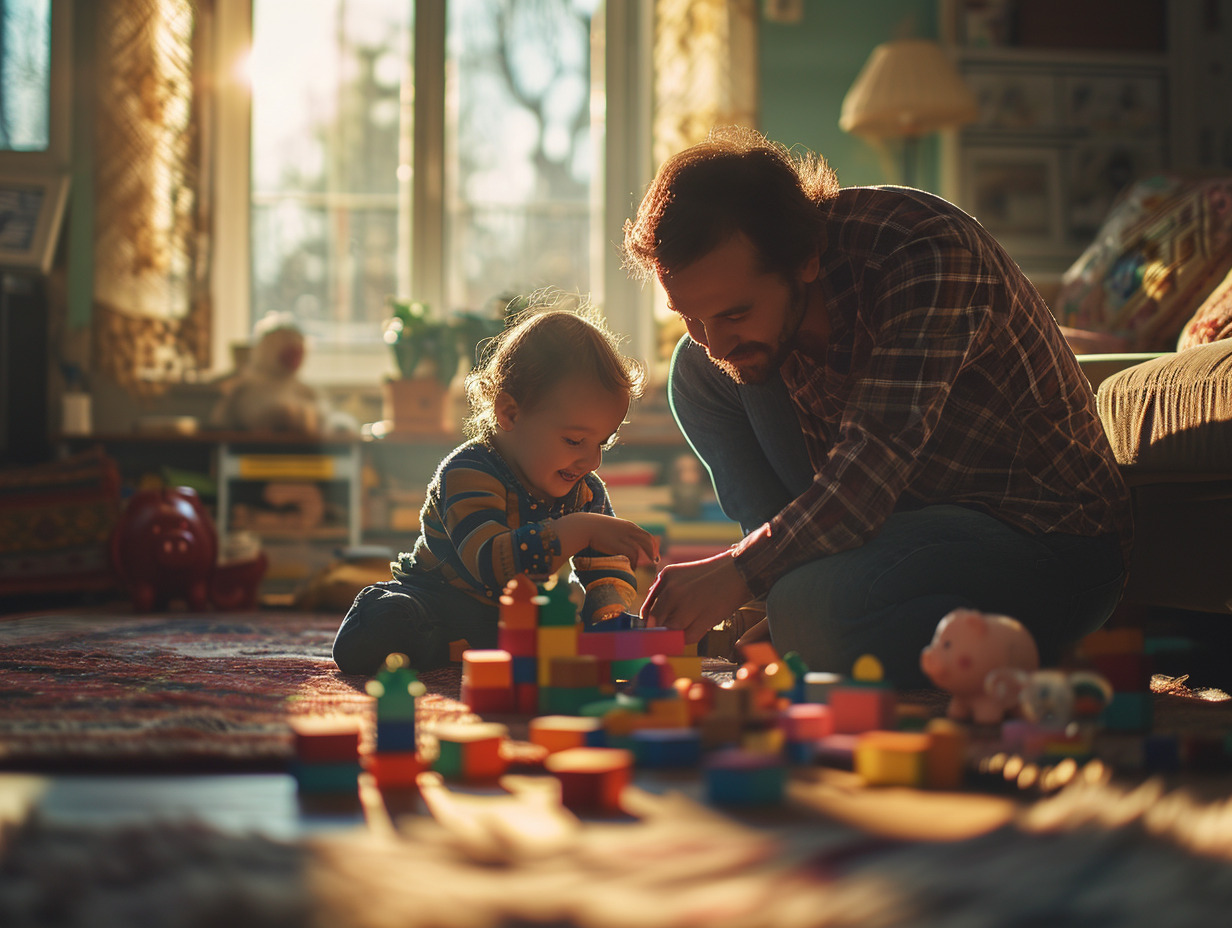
839, 38, 978, 188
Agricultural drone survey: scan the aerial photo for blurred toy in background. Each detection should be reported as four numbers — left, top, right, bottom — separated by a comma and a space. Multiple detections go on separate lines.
1016, 669, 1113, 728
211, 530, 269, 611
111, 487, 218, 611
111, 488, 267, 612
211, 312, 325, 433
919, 608, 1040, 725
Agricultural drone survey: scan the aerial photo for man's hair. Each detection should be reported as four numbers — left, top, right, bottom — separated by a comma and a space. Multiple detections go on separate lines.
464, 297, 645, 440
622, 126, 840, 282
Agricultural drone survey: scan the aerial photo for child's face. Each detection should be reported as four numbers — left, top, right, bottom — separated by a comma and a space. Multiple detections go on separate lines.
493, 375, 630, 500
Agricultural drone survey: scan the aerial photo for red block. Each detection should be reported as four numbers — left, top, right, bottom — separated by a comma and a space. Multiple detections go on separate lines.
1088, 652, 1152, 692
362, 750, 427, 789
577, 631, 617, 659
829, 685, 896, 734
515, 682, 539, 715
545, 747, 633, 813
460, 680, 516, 714
498, 625, 538, 656
290, 716, 362, 763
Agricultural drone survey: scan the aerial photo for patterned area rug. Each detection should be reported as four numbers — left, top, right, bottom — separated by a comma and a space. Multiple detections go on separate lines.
0, 610, 470, 771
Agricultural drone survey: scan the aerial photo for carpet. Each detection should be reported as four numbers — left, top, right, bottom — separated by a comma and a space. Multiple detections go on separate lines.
5, 773, 1232, 927
0, 610, 470, 771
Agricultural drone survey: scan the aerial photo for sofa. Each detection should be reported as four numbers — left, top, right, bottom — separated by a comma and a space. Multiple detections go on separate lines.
1057, 175, 1232, 615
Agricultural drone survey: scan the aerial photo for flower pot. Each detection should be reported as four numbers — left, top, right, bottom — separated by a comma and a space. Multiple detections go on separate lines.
382, 377, 454, 436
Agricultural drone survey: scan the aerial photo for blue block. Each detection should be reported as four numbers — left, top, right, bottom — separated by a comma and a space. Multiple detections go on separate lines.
512, 655, 538, 684
375, 719, 417, 753
784, 740, 816, 765
704, 750, 786, 806
631, 728, 702, 768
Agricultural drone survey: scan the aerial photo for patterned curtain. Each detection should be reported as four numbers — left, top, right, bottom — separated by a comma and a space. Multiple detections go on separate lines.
92, 0, 214, 396
652, 0, 758, 168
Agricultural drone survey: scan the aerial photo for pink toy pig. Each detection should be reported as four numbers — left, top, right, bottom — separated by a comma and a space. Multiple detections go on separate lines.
919, 609, 1040, 724
111, 487, 218, 612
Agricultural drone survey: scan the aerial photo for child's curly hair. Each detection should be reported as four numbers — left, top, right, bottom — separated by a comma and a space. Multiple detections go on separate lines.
464, 297, 645, 441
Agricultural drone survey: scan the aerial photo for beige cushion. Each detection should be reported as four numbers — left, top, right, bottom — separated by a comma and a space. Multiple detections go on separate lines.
1177, 265, 1232, 351
1096, 340, 1232, 470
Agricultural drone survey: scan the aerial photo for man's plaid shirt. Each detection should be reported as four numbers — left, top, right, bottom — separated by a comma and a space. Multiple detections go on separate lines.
732, 186, 1132, 597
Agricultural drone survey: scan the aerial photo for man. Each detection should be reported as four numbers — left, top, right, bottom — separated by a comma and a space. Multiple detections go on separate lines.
623, 127, 1131, 687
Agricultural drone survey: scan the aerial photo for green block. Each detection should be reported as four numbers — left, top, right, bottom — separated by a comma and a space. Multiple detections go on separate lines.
1101, 691, 1153, 732
539, 685, 604, 715
611, 658, 651, 682
536, 581, 578, 626
433, 739, 465, 779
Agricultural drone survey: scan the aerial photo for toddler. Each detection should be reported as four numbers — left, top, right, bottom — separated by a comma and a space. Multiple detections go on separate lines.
333, 307, 660, 675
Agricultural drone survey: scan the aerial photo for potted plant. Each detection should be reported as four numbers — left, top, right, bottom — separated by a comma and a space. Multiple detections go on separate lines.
381, 298, 510, 435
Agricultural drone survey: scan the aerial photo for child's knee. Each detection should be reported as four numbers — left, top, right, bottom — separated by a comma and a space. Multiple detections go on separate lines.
332, 582, 448, 675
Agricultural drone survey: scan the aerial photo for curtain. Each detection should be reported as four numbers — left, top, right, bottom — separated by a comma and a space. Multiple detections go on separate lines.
652, 0, 758, 168
92, 0, 214, 396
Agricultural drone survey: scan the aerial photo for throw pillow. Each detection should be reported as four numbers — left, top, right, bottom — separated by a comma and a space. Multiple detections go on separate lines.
1177, 265, 1232, 351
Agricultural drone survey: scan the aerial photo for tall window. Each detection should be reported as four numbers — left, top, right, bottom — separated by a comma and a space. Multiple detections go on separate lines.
0, 0, 51, 152
237, 0, 624, 381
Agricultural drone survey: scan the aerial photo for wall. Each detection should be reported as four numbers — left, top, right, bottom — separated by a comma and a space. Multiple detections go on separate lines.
758, 1, 941, 190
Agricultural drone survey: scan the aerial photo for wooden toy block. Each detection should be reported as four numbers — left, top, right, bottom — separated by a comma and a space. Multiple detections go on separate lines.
362, 750, 427, 789
740, 718, 785, 755
609, 657, 652, 683
291, 760, 363, 794
375, 718, 418, 753
538, 626, 579, 684
549, 654, 600, 688
544, 747, 633, 813
429, 721, 508, 781
499, 596, 538, 630
633, 654, 677, 694
499, 574, 539, 629
515, 682, 539, 715
699, 712, 743, 749
1079, 626, 1146, 657
634, 627, 686, 657
803, 671, 843, 703
782, 703, 834, 742
631, 727, 702, 768
290, 716, 362, 764
829, 684, 896, 734
762, 660, 796, 694
535, 580, 578, 627
814, 733, 860, 770
462, 649, 514, 688
646, 696, 690, 727
460, 680, 516, 714
924, 718, 967, 790
665, 655, 704, 681
512, 655, 538, 684
367, 653, 423, 721
712, 683, 754, 718
577, 630, 618, 660
704, 749, 786, 806
855, 731, 930, 787
894, 704, 931, 731
498, 625, 537, 656
538, 684, 604, 715
529, 715, 606, 754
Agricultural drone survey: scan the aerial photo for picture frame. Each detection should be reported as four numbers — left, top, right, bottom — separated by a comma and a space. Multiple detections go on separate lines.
0, 174, 70, 275
961, 146, 1065, 257
963, 68, 1060, 132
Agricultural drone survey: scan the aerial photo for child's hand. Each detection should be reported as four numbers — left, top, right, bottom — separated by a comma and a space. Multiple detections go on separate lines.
554, 512, 660, 568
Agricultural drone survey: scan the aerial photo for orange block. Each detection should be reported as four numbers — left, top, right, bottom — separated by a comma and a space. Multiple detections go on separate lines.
462, 649, 514, 688
529, 715, 605, 754
924, 718, 967, 790
362, 750, 427, 789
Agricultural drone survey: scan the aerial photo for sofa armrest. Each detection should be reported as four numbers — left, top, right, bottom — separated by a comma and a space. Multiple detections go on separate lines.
1075, 352, 1167, 392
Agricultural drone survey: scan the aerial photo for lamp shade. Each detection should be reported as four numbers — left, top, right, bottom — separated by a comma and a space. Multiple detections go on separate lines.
839, 39, 979, 139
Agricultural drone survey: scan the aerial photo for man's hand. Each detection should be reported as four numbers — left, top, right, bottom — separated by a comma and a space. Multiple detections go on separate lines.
553, 512, 660, 568
640, 550, 753, 644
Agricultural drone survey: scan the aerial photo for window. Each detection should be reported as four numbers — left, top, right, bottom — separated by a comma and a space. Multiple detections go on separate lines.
0, 0, 68, 173
214, 0, 652, 384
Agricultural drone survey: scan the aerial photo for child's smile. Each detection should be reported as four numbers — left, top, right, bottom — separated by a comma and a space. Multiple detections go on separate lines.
491, 375, 630, 500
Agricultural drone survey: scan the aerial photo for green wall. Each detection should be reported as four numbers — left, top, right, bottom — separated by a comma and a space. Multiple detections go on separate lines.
759, 1, 941, 190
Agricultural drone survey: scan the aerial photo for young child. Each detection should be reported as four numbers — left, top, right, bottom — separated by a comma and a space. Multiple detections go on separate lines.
332, 307, 660, 675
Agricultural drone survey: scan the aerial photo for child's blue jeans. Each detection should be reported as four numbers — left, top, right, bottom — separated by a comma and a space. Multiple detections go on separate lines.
668, 336, 1126, 688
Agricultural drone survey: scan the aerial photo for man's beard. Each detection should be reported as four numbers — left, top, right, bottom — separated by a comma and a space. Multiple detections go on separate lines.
710, 281, 808, 385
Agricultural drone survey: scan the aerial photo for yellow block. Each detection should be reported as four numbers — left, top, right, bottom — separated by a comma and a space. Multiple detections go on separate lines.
537, 625, 578, 685
855, 731, 930, 787
237, 454, 336, 480
666, 655, 704, 681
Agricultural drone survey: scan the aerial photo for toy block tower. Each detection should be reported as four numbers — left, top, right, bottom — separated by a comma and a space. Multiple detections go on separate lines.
499, 574, 540, 713
363, 652, 428, 789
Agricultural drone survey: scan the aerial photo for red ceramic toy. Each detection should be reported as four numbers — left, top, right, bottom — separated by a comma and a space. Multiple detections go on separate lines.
111, 487, 219, 612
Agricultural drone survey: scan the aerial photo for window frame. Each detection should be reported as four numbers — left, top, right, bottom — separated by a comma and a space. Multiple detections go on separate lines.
211, 0, 654, 386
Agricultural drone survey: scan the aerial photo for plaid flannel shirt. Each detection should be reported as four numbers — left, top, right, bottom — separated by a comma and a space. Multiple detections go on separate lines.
731, 186, 1133, 596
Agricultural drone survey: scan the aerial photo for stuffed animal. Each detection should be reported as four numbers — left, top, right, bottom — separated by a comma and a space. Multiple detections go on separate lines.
919, 609, 1040, 725
211, 314, 323, 433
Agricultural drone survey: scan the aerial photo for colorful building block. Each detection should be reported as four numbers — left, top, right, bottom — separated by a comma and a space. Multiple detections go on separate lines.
631, 728, 702, 768
429, 721, 508, 781
544, 747, 633, 813
704, 749, 786, 806
462, 649, 514, 688
528, 715, 606, 754
924, 718, 967, 790
854, 731, 930, 787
